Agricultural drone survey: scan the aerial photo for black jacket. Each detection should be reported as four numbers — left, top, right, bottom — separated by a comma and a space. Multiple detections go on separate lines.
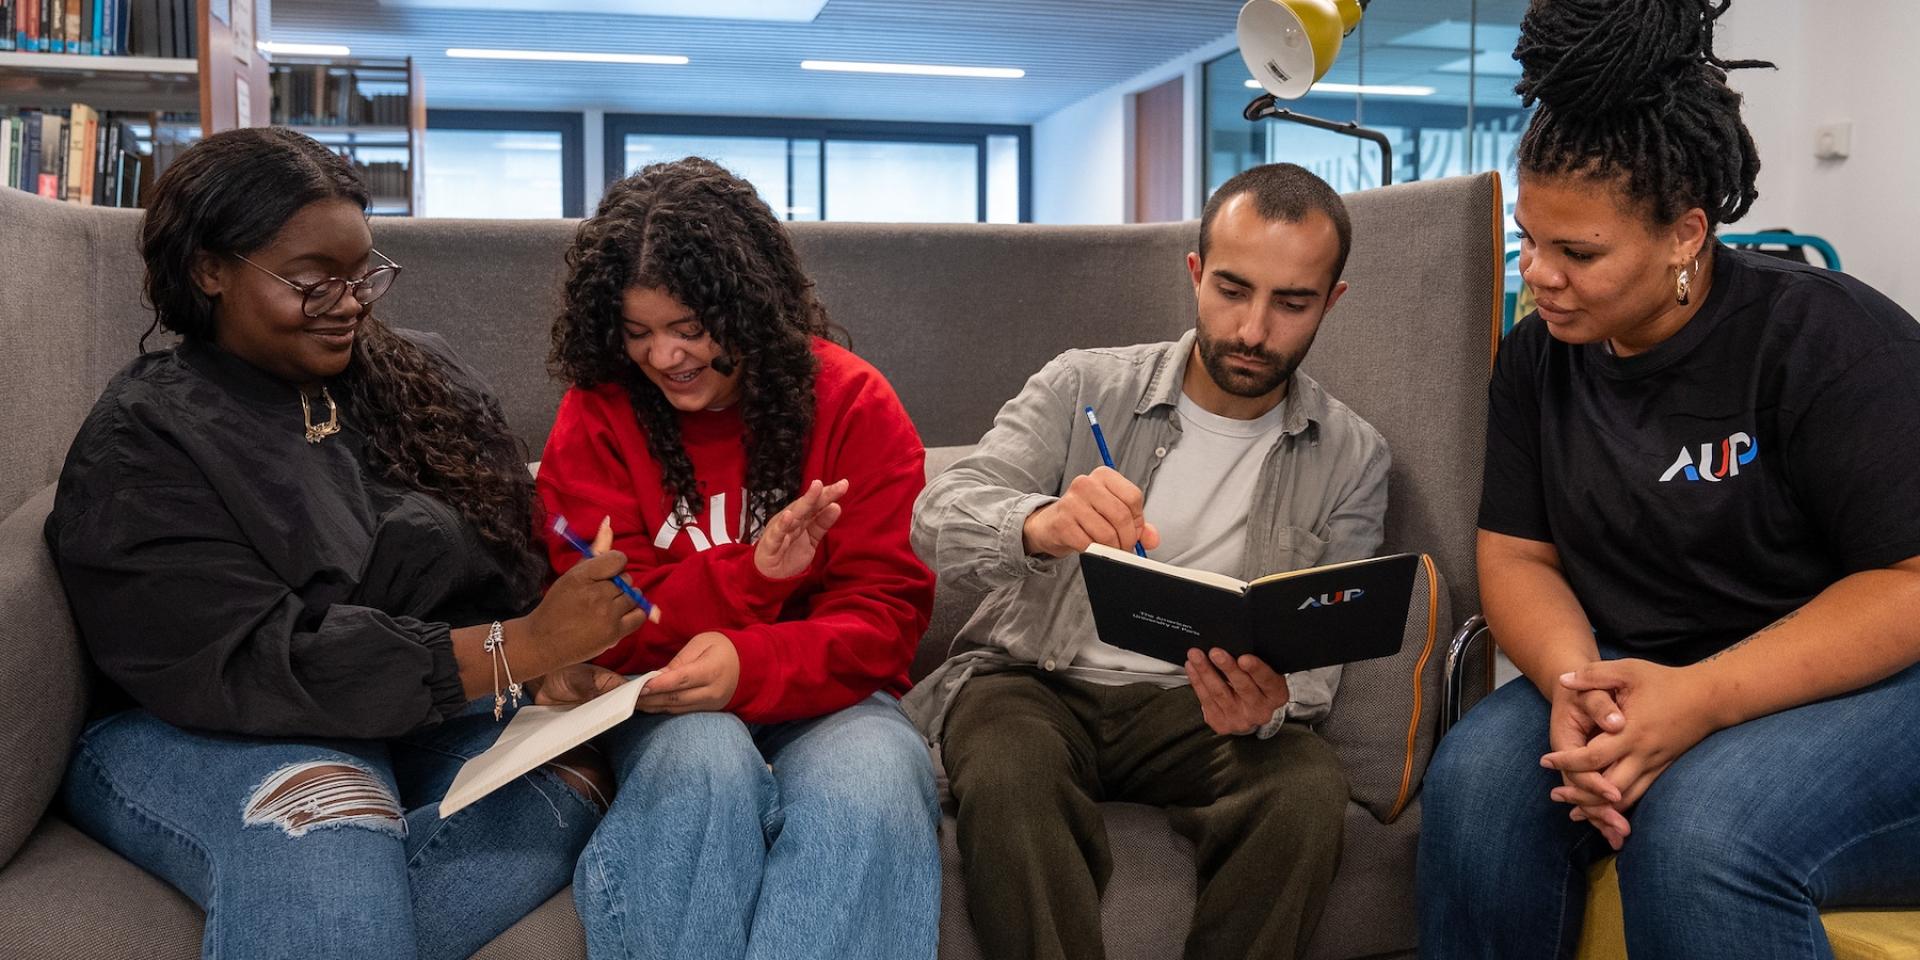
46, 333, 533, 739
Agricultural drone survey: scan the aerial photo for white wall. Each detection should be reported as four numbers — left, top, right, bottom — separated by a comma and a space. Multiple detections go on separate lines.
1722, 0, 1920, 312
1031, 91, 1129, 224
1030, 34, 1238, 225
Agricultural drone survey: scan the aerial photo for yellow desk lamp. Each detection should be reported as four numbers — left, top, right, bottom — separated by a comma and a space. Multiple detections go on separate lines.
1236, 0, 1394, 186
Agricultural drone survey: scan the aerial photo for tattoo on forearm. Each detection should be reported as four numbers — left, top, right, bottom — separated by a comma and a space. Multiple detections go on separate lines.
1704, 608, 1801, 662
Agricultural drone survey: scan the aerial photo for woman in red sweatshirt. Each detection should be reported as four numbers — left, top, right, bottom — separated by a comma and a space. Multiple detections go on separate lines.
535, 157, 940, 960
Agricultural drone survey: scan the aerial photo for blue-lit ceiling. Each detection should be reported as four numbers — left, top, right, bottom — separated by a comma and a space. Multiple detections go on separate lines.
273, 0, 1244, 124
271, 0, 1533, 125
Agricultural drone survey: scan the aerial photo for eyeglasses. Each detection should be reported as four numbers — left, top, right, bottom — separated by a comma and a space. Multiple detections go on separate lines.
235, 249, 403, 318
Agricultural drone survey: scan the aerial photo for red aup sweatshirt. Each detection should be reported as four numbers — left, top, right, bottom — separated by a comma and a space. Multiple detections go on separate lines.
535, 339, 934, 724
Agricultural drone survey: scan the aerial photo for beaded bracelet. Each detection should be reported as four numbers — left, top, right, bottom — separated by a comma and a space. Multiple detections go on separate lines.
485, 620, 522, 721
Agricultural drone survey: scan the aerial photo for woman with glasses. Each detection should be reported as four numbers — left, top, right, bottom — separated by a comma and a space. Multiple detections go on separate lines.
45, 127, 647, 960
534, 157, 941, 960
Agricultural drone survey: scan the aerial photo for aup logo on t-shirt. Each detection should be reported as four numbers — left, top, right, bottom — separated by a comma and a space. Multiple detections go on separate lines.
1658, 431, 1758, 483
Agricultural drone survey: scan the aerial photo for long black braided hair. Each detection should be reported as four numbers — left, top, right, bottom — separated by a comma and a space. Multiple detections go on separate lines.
1514, 0, 1773, 228
550, 157, 846, 539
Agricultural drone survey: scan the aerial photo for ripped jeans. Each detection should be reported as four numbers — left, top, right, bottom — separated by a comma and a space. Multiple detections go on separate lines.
60, 700, 600, 960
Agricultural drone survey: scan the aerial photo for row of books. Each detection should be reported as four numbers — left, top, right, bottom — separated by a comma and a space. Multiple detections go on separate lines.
272, 64, 413, 128
3, 0, 199, 58
2, 105, 151, 208
359, 159, 408, 204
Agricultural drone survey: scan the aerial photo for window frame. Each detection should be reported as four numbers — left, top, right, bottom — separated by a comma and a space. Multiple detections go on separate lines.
426, 109, 587, 218
603, 114, 1032, 223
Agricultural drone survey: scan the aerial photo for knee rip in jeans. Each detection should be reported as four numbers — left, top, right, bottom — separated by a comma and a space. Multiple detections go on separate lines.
243, 762, 406, 838
542, 744, 613, 813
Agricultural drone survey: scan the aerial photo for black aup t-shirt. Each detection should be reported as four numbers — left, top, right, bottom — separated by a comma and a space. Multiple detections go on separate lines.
1478, 245, 1920, 664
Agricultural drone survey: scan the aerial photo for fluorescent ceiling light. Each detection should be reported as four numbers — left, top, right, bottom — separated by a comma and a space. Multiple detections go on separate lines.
1245, 79, 1434, 97
801, 60, 1024, 79
259, 41, 352, 56
446, 48, 689, 65
379, 0, 826, 22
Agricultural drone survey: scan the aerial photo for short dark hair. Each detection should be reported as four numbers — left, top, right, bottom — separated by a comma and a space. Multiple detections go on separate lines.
1198, 162, 1352, 286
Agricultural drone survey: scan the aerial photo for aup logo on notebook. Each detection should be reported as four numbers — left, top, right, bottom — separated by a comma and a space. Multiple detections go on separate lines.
1298, 589, 1364, 610
1658, 431, 1758, 483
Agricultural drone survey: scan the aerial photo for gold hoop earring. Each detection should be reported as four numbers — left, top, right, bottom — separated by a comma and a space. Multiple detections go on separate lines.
1675, 255, 1699, 306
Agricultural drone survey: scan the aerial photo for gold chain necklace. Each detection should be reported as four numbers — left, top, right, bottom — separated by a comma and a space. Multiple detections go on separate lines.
300, 387, 342, 444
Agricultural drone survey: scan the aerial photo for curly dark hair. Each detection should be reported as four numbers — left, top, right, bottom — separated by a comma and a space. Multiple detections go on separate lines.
139, 127, 542, 591
550, 157, 844, 539
1514, 0, 1773, 228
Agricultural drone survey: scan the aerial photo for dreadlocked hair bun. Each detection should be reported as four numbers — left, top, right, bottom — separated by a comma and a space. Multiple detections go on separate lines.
1514, 0, 1773, 226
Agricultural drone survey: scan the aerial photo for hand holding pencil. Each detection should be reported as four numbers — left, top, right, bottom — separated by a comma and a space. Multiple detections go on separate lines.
1019, 408, 1161, 559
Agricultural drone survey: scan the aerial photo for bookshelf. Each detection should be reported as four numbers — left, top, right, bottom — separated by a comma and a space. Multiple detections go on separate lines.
270, 56, 426, 215
1, 0, 274, 204
0, 51, 198, 112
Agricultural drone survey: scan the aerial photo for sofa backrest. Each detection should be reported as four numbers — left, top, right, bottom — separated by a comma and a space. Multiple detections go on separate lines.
0, 172, 1500, 855
0, 175, 1498, 621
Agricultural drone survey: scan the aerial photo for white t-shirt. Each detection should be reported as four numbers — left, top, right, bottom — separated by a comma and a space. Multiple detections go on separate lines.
1068, 390, 1287, 682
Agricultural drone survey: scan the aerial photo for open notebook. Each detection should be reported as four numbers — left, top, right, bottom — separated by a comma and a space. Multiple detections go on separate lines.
440, 670, 660, 818
1078, 543, 1423, 673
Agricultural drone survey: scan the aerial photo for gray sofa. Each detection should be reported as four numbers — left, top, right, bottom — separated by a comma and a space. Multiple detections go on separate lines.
0, 172, 1503, 960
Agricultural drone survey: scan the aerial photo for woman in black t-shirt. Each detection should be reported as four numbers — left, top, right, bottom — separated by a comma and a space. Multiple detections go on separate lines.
1418, 2, 1920, 957
47, 128, 649, 960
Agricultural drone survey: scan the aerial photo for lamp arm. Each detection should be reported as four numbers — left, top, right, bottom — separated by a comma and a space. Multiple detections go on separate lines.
1242, 93, 1395, 187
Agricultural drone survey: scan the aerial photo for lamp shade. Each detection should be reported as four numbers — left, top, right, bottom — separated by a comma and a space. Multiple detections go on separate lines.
1237, 0, 1365, 100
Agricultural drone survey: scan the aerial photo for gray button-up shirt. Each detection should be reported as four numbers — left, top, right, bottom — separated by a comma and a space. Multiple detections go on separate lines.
903, 331, 1392, 754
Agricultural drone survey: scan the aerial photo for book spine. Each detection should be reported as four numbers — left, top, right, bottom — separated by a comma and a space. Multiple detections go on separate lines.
77, 0, 88, 53
0, 2, 12, 52
64, 106, 85, 202
36, 0, 48, 51
64, 0, 78, 53
90, 110, 106, 204
40, 115, 64, 199
19, 111, 39, 193
132, 0, 152, 56
0, 117, 13, 190
103, 116, 118, 204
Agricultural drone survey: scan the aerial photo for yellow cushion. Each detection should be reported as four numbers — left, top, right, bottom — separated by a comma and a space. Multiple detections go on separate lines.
1576, 857, 1920, 960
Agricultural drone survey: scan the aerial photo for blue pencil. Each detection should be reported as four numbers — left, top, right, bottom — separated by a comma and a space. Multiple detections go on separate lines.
1083, 406, 1149, 558
551, 516, 656, 616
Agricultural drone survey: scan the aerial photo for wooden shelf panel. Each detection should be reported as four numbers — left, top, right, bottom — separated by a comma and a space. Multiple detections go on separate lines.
0, 52, 198, 75
0, 53, 201, 111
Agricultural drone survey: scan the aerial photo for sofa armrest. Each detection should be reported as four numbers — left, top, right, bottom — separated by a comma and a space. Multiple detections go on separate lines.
1440, 613, 1493, 740
0, 486, 89, 871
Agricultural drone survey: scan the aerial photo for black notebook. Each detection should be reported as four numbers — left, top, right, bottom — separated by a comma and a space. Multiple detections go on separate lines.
1077, 544, 1424, 673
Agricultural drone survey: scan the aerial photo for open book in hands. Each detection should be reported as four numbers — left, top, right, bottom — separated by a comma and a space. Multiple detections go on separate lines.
440, 670, 660, 819
1077, 543, 1426, 673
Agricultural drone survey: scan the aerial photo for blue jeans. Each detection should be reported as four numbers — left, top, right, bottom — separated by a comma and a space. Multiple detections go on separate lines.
61, 701, 599, 960
576, 691, 942, 960
1418, 660, 1920, 959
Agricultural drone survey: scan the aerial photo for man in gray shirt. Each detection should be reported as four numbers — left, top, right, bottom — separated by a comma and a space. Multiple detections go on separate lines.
906, 164, 1390, 960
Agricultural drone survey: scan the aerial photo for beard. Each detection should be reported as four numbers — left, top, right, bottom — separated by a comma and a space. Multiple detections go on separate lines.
1196, 326, 1302, 398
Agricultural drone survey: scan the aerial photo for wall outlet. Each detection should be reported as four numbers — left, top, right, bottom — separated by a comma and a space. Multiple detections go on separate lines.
1815, 121, 1852, 160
